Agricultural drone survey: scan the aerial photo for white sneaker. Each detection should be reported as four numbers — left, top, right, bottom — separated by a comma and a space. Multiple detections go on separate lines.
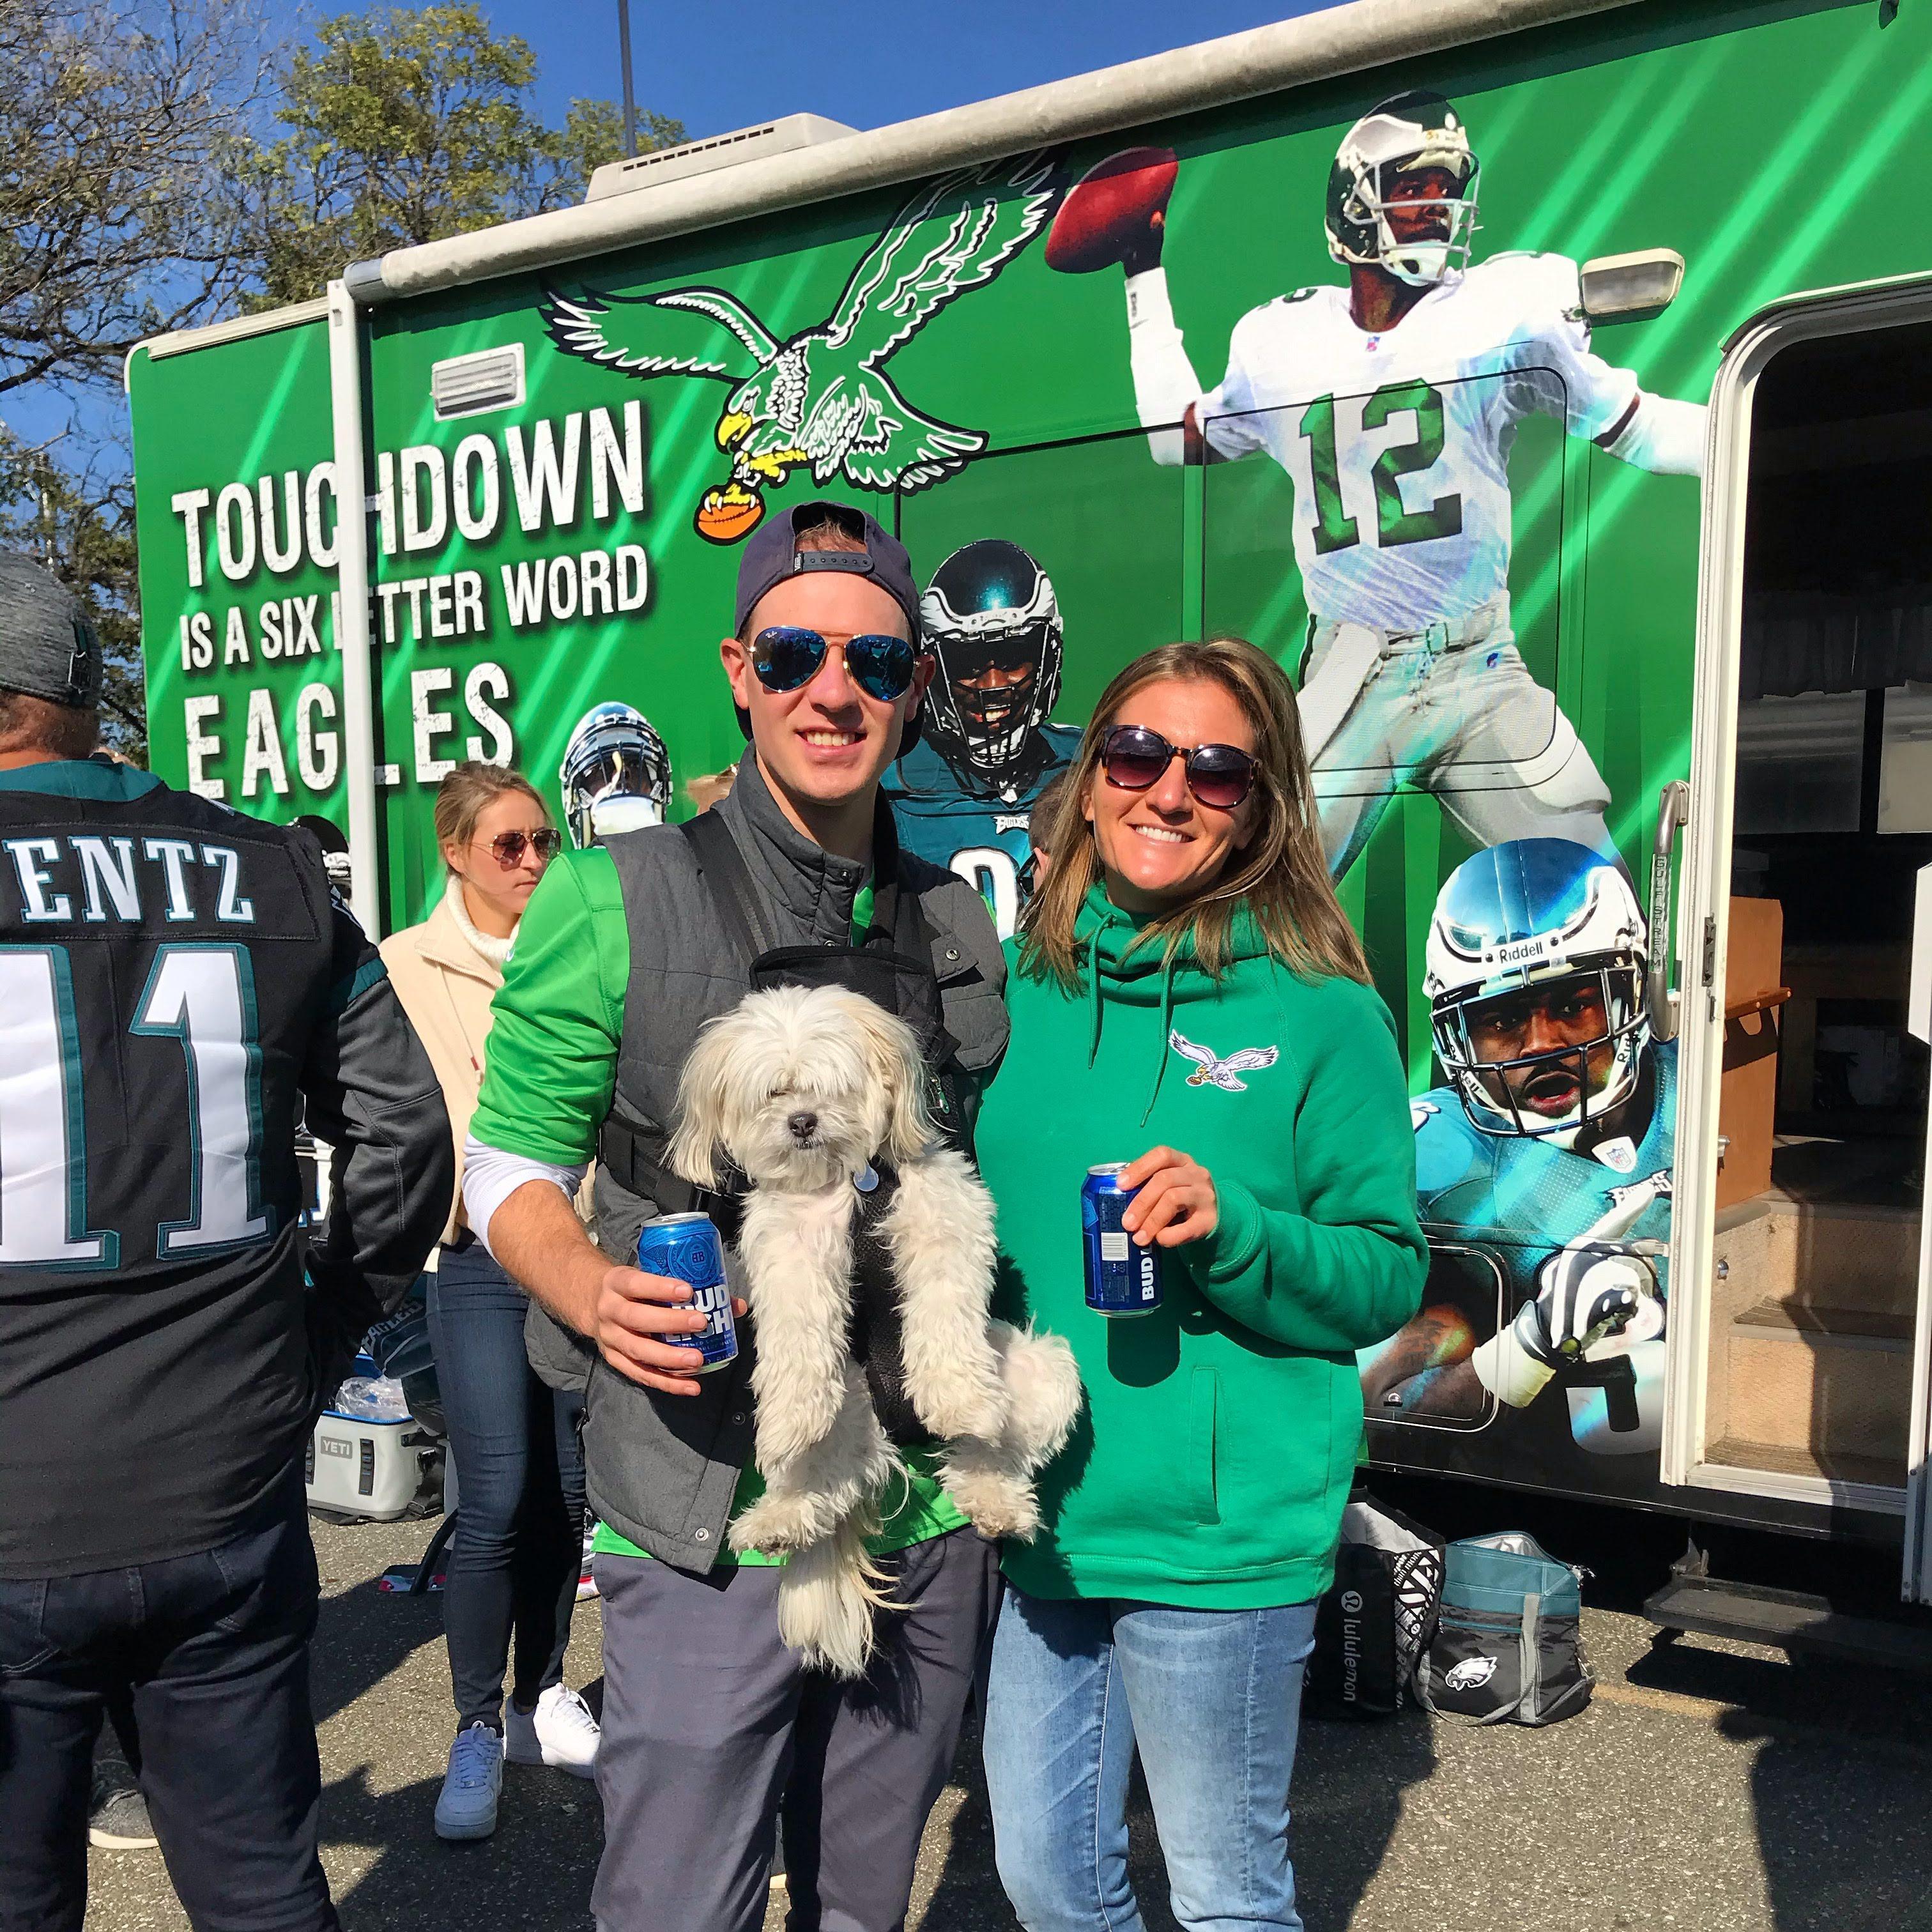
505, 1684, 599, 1778
434, 1722, 503, 1840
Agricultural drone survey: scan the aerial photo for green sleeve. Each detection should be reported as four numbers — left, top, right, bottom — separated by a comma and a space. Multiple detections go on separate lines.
470, 846, 629, 1165
1184, 980, 1428, 1355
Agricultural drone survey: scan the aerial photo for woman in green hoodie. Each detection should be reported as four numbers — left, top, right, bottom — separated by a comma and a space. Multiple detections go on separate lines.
977, 637, 1427, 1932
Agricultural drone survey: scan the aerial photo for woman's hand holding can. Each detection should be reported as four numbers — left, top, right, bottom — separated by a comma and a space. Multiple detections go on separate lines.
1118, 1146, 1219, 1248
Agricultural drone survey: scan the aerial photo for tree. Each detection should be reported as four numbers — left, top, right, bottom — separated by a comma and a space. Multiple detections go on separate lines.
249, 5, 685, 307
0, 0, 266, 401
0, 429, 148, 760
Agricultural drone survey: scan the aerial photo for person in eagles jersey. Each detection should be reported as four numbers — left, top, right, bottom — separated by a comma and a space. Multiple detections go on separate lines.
1074, 90, 1706, 878
1358, 838, 1674, 1463
884, 538, 1078, 939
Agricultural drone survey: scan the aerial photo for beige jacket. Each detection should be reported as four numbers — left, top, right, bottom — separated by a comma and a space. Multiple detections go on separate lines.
379, 878, 509, 1245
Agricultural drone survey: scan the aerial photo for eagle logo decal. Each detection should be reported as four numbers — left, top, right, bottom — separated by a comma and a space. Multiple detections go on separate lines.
1169, 1029, 1281, 1092
540, 154, 1062, 544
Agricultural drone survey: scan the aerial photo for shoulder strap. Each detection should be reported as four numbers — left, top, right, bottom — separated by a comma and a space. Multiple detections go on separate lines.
679, 808, 778, 959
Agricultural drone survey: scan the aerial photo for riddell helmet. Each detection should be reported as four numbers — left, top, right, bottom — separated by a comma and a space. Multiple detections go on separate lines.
1325, 91, 1480, 288
559, 702, 671, 848
919, 540, 1064, 781
1424, 839, 1649, 1145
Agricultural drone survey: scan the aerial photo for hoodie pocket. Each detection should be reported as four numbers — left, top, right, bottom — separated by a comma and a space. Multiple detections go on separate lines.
1187, 1367, 1222, 1525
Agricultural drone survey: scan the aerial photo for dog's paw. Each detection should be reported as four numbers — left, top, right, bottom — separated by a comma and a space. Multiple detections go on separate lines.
995, 1324, 1084, 1466
728, 1493, 822, 1555
941, 1465, 1041, 1542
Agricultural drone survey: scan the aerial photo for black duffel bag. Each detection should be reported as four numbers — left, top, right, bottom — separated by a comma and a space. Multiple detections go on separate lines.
1305, 1491, 1445, 1719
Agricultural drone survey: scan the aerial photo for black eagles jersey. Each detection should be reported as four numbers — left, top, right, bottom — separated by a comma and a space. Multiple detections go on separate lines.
0, 759, 452, 1577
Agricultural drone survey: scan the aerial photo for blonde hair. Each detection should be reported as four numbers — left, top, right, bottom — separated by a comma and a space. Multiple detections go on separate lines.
433, 762, 548, 868
1018, 637, 1368, 988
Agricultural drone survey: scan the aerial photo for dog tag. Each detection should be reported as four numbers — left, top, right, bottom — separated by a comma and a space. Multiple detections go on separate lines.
853, 1162, 880, 1195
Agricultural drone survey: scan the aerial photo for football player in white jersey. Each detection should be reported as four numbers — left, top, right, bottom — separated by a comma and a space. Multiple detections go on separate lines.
1066, 91, 1706, 877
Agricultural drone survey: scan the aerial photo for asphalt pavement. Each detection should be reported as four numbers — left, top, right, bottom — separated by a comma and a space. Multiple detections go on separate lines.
80, 1495, 1932, 1932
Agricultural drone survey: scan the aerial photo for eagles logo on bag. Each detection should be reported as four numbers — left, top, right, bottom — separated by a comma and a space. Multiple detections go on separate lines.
1416, 1531, 1593, 1726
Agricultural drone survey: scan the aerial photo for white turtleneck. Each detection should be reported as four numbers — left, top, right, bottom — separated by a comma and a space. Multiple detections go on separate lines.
445, 871, 516, 970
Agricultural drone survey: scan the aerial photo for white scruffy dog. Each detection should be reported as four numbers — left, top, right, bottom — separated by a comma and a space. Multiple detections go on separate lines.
667, 984, 1082, 1678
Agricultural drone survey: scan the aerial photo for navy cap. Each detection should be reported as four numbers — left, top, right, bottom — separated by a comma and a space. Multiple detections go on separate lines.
0, 551, 100, 710
733, 501, 923, 643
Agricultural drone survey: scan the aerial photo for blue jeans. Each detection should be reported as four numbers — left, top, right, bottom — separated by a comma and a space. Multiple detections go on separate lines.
0, 1470, 336, 1932
427, 1242, 586, 1731
983, 1586, 1319, 1932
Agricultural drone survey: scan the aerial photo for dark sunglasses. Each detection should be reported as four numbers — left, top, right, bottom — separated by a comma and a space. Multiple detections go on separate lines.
751, 626, 917, 703
486, 827, 562, 867
1100, 724, 1258, 812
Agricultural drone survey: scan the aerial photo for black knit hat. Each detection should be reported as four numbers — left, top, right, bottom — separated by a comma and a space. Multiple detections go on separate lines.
0, 551, 101, 710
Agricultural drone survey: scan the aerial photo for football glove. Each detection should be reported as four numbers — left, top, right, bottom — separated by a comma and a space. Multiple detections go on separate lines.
1471, 1245, 1657, 1409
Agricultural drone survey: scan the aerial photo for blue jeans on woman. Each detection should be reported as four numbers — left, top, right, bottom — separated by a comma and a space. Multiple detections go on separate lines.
982, 1584, 1320, 1932
426, 1241, 586, 1731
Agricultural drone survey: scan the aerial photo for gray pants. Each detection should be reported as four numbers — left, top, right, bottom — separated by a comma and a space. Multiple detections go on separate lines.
592, 1528, 1000, 1932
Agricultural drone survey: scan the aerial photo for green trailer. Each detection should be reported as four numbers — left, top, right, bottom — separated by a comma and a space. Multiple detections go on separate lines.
128, 0, 1932, 1627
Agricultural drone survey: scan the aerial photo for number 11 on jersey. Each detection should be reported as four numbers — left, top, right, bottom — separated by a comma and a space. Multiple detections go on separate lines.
0, 942, 268, 1267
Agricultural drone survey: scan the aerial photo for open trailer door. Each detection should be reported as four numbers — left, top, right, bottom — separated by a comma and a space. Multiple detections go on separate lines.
1668, 274, 1932, 1591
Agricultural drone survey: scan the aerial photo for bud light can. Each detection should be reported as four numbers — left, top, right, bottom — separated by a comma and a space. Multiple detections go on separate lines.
636, 1212, 738, 1372
1082, 1164, 1162, 1317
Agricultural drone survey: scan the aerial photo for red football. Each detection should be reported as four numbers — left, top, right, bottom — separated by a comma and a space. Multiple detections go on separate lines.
1045, 146, 1180, 274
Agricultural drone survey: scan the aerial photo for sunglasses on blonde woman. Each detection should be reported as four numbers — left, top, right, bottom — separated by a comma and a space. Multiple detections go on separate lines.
485, 828, 562, 867
1100, 725, 1257, 811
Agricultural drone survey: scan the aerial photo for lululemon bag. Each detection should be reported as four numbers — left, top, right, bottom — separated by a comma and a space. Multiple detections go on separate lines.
1414, 1531, 1592, 1726
1305, 1492, 1445, 1719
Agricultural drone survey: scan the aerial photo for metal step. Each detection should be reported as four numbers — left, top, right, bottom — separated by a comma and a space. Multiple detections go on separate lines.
1645, 1574, 1932, 1676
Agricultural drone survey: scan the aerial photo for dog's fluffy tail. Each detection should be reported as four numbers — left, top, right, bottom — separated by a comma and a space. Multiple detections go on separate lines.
774, 1517, 898, 1680
938, 1322, 1083, 1542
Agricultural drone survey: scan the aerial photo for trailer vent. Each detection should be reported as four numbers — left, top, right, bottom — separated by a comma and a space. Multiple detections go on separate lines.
430, 343, 525, 420
586, 114, 858, 203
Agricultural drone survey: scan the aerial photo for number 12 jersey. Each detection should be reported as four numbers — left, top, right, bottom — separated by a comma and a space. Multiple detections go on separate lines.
1194, 252, 1638, 631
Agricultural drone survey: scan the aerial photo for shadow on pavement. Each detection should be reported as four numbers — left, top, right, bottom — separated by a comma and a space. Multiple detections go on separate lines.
309, 1566, 446, 1729
325, 1764, 604, 1929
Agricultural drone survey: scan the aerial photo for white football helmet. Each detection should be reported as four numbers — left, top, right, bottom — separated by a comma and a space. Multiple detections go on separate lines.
1325, 90, 1480, 289
559, 702, 670, 848
1425, 838, 1649, 1146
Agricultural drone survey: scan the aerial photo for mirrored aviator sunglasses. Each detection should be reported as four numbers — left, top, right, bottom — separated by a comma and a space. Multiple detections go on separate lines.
750, 626, 916, 703
1100, 724, 1257, 811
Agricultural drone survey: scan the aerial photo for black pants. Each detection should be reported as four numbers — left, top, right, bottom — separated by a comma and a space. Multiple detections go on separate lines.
0, 1470, 336, 1932
427, 1241, 586, 1731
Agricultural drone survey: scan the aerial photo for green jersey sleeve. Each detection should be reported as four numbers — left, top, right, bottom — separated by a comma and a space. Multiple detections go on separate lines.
470, 845, 629, 1165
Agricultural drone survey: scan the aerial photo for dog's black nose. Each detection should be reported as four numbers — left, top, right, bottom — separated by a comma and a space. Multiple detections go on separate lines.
787, 1110, 818, 1142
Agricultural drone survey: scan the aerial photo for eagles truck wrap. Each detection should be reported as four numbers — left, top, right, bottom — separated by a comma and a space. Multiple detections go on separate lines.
128, 0, 1932, 1619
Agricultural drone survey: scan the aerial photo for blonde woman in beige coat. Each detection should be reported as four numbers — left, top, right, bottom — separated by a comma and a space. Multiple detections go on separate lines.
380, 763, 600, 1841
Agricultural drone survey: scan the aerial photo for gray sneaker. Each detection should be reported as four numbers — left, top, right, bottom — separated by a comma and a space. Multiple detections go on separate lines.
89, 1757, 157, 1850
434, 1722, 504, 1841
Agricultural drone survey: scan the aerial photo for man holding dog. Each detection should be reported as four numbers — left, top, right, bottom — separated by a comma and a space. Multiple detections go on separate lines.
463, 502, 1008, 1931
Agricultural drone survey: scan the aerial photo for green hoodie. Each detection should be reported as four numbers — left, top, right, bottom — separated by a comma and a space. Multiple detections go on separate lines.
978, 884, 1427, 1611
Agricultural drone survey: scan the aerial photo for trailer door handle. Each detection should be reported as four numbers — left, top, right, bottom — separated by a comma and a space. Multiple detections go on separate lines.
1648, 781, 1690, 1043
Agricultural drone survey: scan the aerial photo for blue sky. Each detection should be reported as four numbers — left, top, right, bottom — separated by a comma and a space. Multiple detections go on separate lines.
451, 1, 1332, 143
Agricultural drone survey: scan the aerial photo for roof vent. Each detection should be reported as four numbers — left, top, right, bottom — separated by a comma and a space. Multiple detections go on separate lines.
431, 343, 525, 420
586, 113, 858, 203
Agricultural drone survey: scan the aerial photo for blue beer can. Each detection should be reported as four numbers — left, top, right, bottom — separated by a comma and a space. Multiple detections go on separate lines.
1082, 1163, 1162, 1317
636, 1212, 738, 1373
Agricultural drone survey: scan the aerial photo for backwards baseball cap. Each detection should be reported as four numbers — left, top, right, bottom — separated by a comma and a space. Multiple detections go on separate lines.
733, 500, 923, 643
0, 551, 101, 711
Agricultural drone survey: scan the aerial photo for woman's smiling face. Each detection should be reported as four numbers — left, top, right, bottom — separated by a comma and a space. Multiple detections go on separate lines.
1084, 677, 1260, 914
